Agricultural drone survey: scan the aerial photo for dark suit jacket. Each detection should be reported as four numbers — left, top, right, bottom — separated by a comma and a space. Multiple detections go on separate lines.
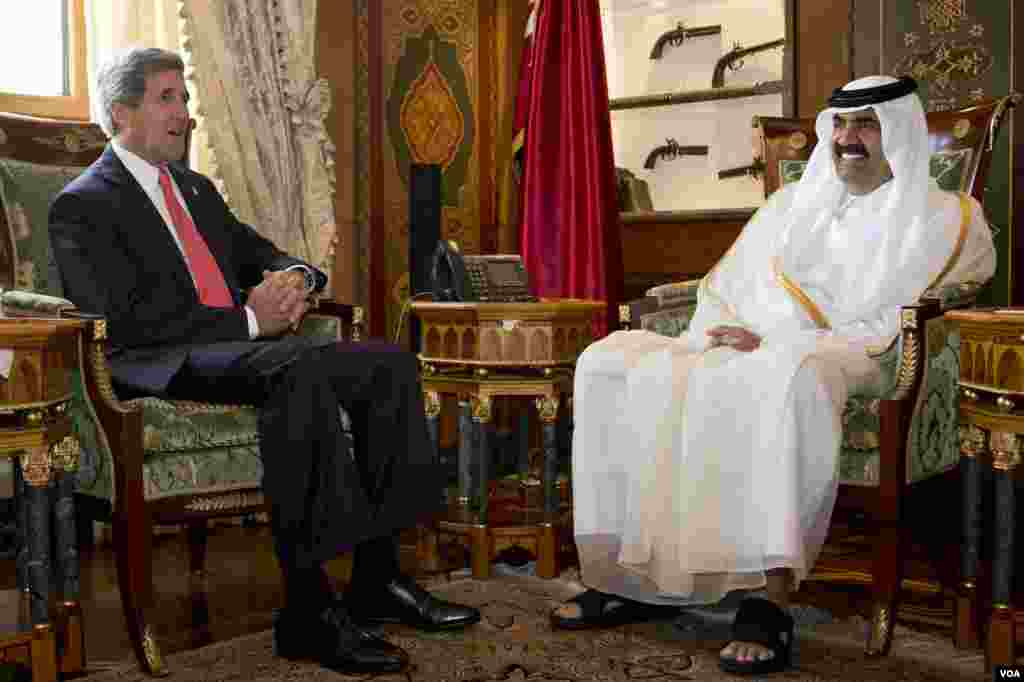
48, 145, 327, 395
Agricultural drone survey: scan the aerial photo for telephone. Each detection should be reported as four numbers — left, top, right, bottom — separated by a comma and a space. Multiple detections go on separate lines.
429, 240, 536, 302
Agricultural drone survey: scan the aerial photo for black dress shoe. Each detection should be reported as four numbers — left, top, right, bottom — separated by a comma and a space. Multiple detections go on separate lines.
348, 574, 481, 631
274, 601, 409, 674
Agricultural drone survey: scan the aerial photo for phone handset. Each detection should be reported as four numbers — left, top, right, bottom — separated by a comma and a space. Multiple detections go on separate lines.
430, 240, 471, 302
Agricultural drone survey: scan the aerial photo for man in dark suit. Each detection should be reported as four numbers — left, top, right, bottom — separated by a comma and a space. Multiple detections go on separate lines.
49, 47, 479, 676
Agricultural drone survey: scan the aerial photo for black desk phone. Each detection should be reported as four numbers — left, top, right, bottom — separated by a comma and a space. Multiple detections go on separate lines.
430, 240, 537, 302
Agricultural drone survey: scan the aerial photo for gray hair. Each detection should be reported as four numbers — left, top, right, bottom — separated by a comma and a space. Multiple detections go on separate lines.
94, 47, 185, 137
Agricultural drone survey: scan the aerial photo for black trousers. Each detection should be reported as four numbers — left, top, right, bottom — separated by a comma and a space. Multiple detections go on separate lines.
155, 336, 443, 570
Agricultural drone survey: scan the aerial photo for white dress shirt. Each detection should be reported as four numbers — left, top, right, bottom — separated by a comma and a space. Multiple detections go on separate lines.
112, 142, 312, 338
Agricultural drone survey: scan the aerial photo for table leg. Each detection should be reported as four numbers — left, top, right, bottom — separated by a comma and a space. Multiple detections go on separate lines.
20, 447, 53, 626
536, 396, 561, 517
988, 430, 1019, 670
471, 397, 493, 520
956, 423, 985, 649
423, 391, 442, 501
13, 458, 27, 592
54, 467, 85, 674
457, 400, 473, 506
535, 396, 561, 580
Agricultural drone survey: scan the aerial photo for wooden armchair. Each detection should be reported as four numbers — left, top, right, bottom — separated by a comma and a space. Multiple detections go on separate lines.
0, 111, 363, 675
619, 93, 1019, 655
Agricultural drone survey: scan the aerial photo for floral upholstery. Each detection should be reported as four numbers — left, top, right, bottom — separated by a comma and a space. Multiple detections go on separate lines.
0, 155, 351, 507
626, 148, 983, 486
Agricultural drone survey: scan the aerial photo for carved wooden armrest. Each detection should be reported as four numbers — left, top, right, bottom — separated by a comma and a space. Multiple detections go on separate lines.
887, 299, 943, 402
312, 301, 364, 341
920, 280, 985, 311
59, 312, 140, 415
1, 290, 77, 318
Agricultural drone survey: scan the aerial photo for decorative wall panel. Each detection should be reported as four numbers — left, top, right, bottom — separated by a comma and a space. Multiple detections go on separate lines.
854, 0, 1012, 305
357, 0, 491, 340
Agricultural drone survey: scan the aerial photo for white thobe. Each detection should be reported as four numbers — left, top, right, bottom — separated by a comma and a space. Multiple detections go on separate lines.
572, 182, 996, 605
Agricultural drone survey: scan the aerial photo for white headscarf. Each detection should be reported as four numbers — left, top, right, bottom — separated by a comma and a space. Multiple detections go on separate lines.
775, 75, 940, 325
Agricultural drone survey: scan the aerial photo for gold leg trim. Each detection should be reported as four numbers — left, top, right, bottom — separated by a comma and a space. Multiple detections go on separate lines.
143, 625, 168, 676
865, 604, 892, 657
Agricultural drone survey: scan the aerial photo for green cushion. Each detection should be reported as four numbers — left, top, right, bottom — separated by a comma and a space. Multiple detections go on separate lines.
0, 158, 78, 297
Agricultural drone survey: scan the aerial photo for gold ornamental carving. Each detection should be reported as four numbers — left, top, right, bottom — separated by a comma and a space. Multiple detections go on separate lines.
952, 118, 971, 138
990, 430, 1022, 471
901, 309, 919, 330
92, 319, 107, 341
400, 61, 465, 169
352, 307, 364, 342
535, 396, 560, 423
50, 435, 80, 472
958, 423, 986, 458
142, 624, 167, 676
470, 396, 492, 423
787, 131, 808, 151
20, 445, 51, 488
890, 332, 921, 401
32, 128, 107, 154
866, 604, 892, 657
90, 343, 120, 404
423, 391, 442, 418
184, 491, 264, 513
920, 0, 967, 34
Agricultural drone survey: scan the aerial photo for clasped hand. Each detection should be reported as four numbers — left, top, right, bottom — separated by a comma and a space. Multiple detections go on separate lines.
706, 325, 761, 352
247, 270, 311, 337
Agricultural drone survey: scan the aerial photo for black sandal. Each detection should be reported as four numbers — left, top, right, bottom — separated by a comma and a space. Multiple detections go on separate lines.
549, 588, 679, 631
718, 597, 795, 675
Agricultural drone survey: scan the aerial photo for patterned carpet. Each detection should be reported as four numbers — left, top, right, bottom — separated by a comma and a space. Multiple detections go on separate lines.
79, 568, 990, 682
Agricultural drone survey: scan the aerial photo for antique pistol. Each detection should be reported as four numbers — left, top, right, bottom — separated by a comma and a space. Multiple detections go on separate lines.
649, 23, 722, 60
712, 38, 786, 88
717, 158, 765, 180
643, 139, 709, 170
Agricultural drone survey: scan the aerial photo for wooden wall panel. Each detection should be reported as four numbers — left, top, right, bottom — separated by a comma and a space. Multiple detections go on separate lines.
317, 2, 357, 304
794, 0, 853, 117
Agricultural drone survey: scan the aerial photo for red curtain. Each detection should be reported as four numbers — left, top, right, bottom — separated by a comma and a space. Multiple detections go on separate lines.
517, 0, 623, 337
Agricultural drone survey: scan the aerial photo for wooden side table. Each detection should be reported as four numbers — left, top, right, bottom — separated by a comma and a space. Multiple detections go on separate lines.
0, 317, 88, 681
411, 299, 603, 579
946, 308, 1022, 671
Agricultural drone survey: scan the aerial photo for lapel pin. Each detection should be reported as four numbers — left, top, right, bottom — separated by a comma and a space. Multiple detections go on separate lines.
191, 187, 198, 196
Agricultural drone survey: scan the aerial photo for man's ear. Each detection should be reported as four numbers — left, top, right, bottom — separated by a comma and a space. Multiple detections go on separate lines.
110, 102, 132, 134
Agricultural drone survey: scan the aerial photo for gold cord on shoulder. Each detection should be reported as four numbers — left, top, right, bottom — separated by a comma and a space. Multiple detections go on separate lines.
773, 258, 832, 330
924, 191, 971, 291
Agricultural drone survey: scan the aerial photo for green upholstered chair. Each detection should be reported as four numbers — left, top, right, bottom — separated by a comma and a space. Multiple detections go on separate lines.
0, 111, 363, 675
618, 94, 1020, 656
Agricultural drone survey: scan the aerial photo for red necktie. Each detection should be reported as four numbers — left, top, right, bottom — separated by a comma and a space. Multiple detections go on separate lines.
157, 165, 234, 307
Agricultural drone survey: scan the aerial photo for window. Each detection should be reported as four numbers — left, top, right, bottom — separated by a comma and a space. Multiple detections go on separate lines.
0, 0, 88, 119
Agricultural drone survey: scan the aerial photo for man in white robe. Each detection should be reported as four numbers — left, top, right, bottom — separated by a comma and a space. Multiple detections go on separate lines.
553, 76, 996, 674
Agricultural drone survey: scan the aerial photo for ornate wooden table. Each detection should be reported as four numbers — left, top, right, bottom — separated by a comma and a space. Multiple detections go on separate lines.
0, 317, 88, 680
946, 308, 1023, 671
411, 300, 604, 579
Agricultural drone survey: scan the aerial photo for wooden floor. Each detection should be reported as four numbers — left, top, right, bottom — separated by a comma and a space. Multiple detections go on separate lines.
0, 517, 1005, 675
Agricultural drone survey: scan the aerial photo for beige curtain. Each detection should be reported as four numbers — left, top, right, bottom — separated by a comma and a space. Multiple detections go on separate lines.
178, 0, 337, 289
